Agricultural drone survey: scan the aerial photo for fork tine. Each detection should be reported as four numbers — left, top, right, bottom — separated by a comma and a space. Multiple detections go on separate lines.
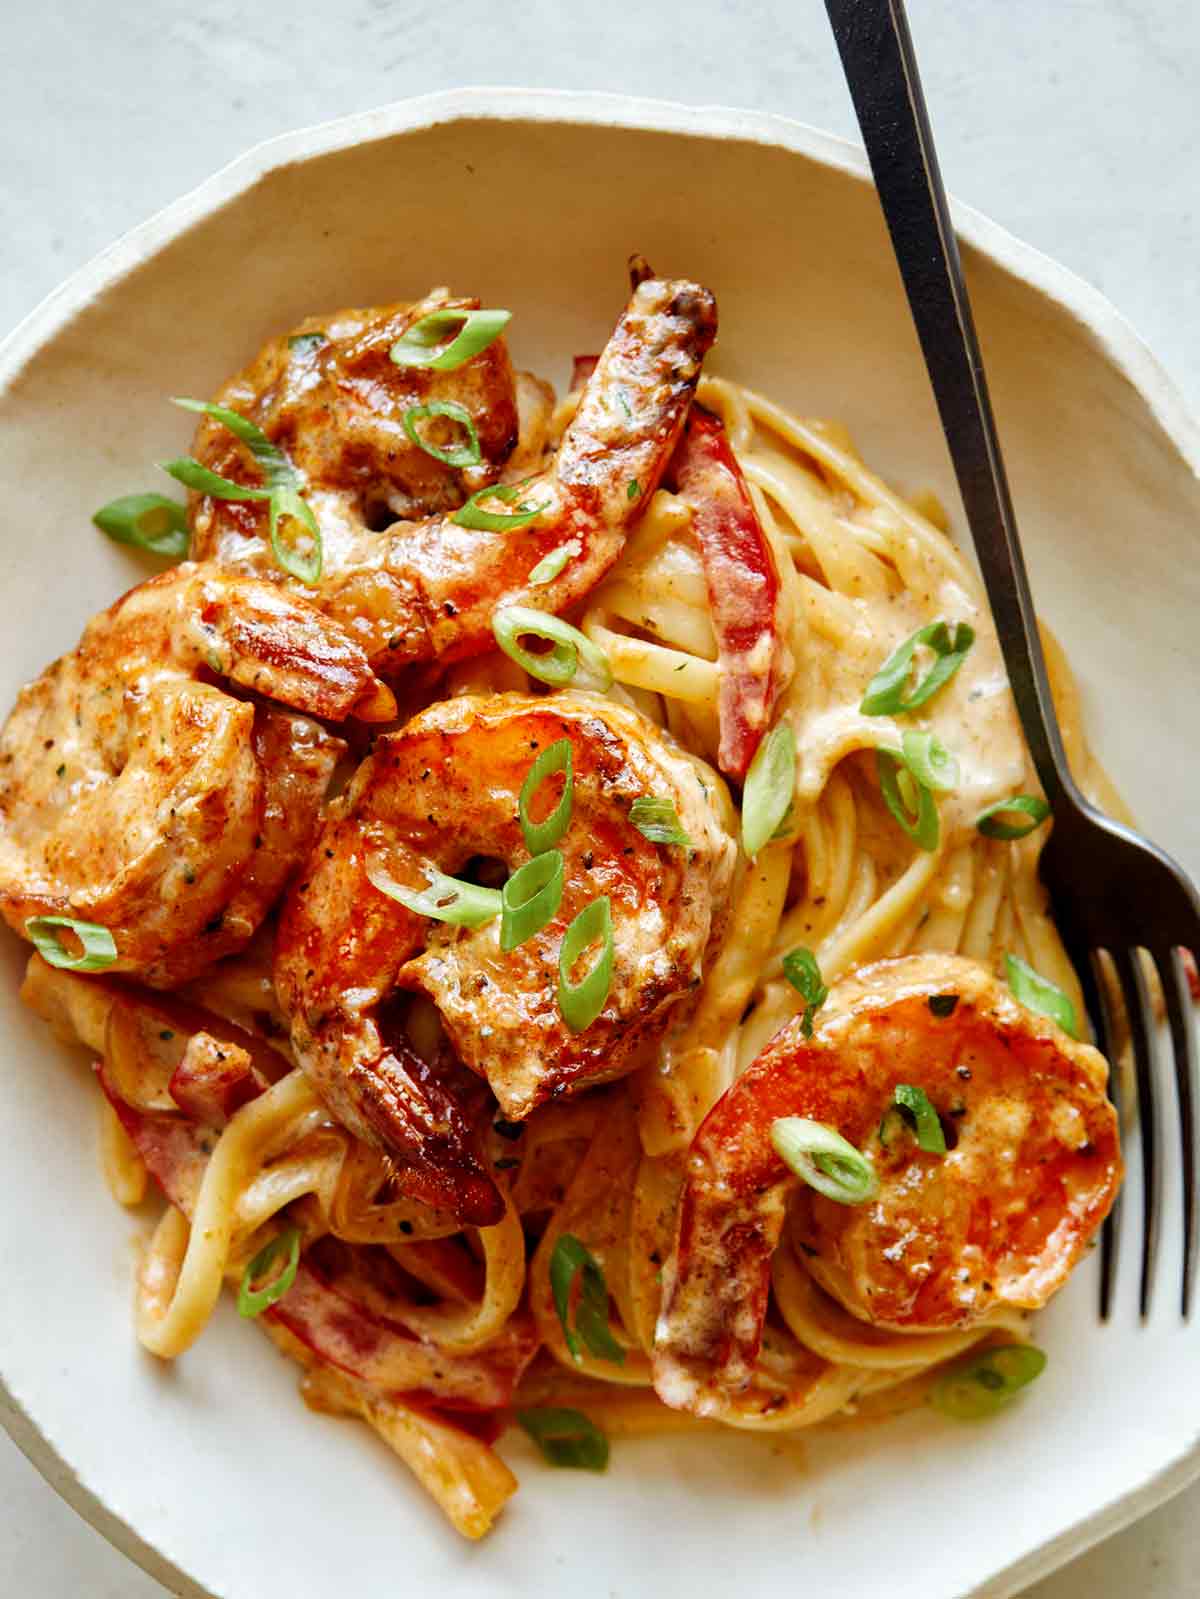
1161, 947, 1199, 1317
1084, 951, 1122, 1319
1113, 946, 1162, 1319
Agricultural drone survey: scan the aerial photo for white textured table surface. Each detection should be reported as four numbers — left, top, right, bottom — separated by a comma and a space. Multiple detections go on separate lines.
1, 2, 1197, 1594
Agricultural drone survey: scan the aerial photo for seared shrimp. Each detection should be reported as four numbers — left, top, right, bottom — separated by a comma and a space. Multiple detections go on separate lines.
189, 278, 717, 673
275, 692, 736, 1226
653, 954, 1121, 1419
0, 563, 395, 986
190, 288, 549, 563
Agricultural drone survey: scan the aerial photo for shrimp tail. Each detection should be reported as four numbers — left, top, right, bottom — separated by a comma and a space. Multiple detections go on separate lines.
628, 253, 656, 288
655, 1062, 798, 1410
349, 1037, 504, 1228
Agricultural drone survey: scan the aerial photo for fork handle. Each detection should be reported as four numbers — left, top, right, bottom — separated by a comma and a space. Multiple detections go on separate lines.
825, 0, 1077, 809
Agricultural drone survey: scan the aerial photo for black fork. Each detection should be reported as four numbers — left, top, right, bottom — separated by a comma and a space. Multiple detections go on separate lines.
825, 0, 1200, 1317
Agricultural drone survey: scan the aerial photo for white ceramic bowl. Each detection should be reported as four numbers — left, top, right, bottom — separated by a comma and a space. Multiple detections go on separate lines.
1, 89, 1198, 1599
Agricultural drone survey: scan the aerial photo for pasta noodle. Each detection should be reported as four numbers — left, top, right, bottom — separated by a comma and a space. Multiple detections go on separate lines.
16, 364, 1117, 1540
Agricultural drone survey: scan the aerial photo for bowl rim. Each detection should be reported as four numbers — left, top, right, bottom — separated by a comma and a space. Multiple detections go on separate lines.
1, 85, 1198, 1599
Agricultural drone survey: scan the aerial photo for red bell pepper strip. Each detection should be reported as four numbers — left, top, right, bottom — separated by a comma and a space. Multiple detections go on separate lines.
671, 404, 784, 781
96, 1066, 537, 1411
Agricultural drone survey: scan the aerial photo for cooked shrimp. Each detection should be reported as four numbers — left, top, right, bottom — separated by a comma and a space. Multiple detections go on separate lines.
275, 692, 737, 1226
0, 562, 395, 986
188, 278, 717, 673
653, 953, 1121, 1419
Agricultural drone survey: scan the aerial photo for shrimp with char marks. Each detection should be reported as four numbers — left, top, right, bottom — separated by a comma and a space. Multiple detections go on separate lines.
189, 288, 552, 587
189, 277, 717, 673
275, 692, 737, 1228
653, 953, 1121, 1421
0, 562, 395, 986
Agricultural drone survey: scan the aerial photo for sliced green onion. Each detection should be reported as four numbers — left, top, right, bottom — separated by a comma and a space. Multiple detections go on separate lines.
492, 606, 613, 690
528, 539, 581, 586
389, 307, 511, 372
928, 993, 959, 1018
629, 796, 692, 847
1004, 953, 1079, 1038
402, 400, 482, 468
453, 481, 545, 531
169, 400, 321, 584
770, 1117, 879, 1205
516, 1407, 609, 1470
930, 1344, 1047, 1421
876, 749, 940, 852
269, 486, 323, 586
892, 1083, 947, 1154
558, 896, 613, 1032
900, 730, 959, 793
238, 1228, 301, 1318
93, 493, 190, 558
782, 946, 828, 1039
25, 915, 117, 972
287, 331, 326, 357
366, 858, 501, 929
976, 794, 1051, 840
550, 1233, 626, 1364
160, 456, 273, 501
172, 398, 294, 489
502, 850, 564, 952
742, 720, 796, 857
860, 621, 975, 716
519, 739, 574, 853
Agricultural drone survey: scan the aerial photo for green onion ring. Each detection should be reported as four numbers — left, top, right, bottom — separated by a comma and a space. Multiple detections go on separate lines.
741, 720, 796, 858
168, 400, 322, 585
389, 308, 511, 372
453, 481, 546, 532
172, 398, 294, 489
976, 794, 1051, 840
876, 749, 940, 852
501, 850, 564, 952
366, 858, 501, 929
891, 1083, 947, 1154
519, 739, 574, 853
629, 796, 692, 848
92, 494, 190, 559
558, 896, 614, 1033
1004, 953, 1079, 1038
770, 1117, 879, 1205
25, 915, 117, 972
515, 1407, 610, 1470
549, 1233, 626, 1364
402, 400, 482, 468
900, 730, 960, 793
269, 486, 323, 586
238, 1228, 302, 1318
492, 606, 613, 690
781, 946, 829, 1039
528, 539, 581, 586
860, 620, 975, 716
160, 456, 273, 501
930, 1344, 1047, 1420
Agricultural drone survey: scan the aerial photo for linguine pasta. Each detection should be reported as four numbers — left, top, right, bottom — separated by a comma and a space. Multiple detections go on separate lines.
17, 361, 1119, 1540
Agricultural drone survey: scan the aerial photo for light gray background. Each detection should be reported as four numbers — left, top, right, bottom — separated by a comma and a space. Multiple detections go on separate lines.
1, 1, 1197, 1594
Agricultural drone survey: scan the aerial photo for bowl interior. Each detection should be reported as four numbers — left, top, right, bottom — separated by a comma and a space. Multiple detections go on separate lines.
1, 95, 1197, 1599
